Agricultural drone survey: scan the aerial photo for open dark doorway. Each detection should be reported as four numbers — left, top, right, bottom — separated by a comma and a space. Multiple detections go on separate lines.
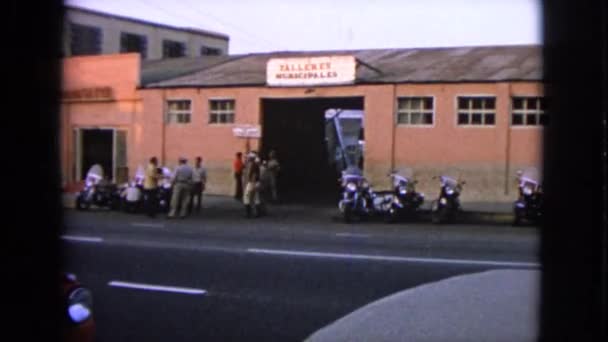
261, 97, 364, 203
81, 129, 113, 180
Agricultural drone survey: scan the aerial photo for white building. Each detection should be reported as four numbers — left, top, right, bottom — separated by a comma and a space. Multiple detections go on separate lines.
63, 5, 230, 60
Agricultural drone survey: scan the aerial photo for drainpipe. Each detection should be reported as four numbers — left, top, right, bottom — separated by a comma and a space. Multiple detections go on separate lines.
161, 89, 167, 165
504, 83, 512, 195
390, 84, 397, 172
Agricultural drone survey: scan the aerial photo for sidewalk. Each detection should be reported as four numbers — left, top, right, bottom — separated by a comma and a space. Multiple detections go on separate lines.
63, 192, 515, 223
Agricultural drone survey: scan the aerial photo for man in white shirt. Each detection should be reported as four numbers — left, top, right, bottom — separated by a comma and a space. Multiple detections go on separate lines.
189, 156, 207, 214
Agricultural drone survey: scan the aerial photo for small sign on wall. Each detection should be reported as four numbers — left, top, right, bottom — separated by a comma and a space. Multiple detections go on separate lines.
62, 86, 114, 102
233, 125, 261, 138
267, 55, 356, 87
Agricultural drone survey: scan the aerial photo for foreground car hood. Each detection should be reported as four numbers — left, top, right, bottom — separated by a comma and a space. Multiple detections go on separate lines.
305, 269, 539, 342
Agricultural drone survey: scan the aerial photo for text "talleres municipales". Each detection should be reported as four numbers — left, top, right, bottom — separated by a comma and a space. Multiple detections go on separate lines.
276, 62, 338, 80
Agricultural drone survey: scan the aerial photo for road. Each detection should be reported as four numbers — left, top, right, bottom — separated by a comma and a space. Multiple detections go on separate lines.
61, 205, 539, 341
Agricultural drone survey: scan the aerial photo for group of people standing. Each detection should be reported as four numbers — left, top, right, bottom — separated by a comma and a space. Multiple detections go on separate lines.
233, 150, 281, 218
138, 150, 279, 219
143, 156, 207, 219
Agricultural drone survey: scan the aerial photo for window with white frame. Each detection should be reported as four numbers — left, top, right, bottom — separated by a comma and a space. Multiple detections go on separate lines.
511, 97, 548, 126
396, 97, 434, 125
457, 97, 496, 126
166, 100, 191, 124
209, 99, 235, 124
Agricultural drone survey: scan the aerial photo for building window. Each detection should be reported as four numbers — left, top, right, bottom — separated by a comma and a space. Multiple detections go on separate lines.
162, 39, 186, 58
70, 22, 102, 56
511, 97, 548, 126
201, 46, 222, 56
457, 96, 496, 126
120, 32, 148, 59
209, 100, 235, 124
396, 97, 434, 125
166, 100, 191, 124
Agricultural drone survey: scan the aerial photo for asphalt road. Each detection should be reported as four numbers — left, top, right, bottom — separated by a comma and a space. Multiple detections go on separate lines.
61, 207, 539, 342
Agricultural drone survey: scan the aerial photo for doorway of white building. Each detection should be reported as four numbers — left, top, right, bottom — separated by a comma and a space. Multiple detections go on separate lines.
73, 128, 127, 183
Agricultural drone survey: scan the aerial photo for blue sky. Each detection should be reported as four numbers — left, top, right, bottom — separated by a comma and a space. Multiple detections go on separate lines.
66, 0, 541, 54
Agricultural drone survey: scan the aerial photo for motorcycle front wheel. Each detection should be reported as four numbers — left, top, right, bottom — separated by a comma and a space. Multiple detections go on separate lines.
384, 207, 398, 223
343, 206, 354, 223
431, 201, 446, 224
76, 196, 90, 211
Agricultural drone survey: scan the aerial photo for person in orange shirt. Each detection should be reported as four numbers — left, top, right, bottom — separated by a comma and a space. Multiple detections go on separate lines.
233, 152, 244, 201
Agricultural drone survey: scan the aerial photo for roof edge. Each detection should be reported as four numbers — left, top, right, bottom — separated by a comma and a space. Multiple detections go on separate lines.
141, 78, 544, 90
66, 5, 230, 40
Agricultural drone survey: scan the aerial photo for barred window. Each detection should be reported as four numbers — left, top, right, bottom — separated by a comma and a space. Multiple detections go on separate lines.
457, 97, 496, 126
120, 32, 148, 59
396, 97, 434, 125
209, 100, 235, 124
511, 97, 548, 126
201, 46, 222, 56
70, 23, 102, 56
166, 100, 191, 124
162, 39, 186, 58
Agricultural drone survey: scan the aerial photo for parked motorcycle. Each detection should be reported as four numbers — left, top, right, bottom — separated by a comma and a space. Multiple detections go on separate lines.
513, 168, 543, 225
337, 167, 374, 223
384, 170, 425, 222
118, 165, 145, 213
430, 175, 465, 223
75, 164, 120, 211
156, 167, 173, 213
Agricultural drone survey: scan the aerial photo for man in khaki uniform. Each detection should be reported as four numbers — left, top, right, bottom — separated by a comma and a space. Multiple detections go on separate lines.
243, 152, 261, 218
143, 157, 160, 217
168, 157, 193, 219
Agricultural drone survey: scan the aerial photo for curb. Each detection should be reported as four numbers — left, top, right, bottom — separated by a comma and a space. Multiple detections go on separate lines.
331, 210, 515, 225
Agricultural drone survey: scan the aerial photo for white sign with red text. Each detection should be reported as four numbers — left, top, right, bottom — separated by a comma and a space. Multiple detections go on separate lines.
267, 55, 356, 86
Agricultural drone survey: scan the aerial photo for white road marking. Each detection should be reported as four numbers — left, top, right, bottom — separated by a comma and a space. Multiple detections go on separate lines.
247, 248, 540, 268
131, 222, 165, 228
108, 280, 207, 295
61, 235, 104, 243
335, 233, 371, 238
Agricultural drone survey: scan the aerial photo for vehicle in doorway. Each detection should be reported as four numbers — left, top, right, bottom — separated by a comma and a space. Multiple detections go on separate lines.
75, 164, 120, 211
513, 168, 543, 225
61, 273, 95, 342
384, 170, 425, 223
430, 175, 465, 223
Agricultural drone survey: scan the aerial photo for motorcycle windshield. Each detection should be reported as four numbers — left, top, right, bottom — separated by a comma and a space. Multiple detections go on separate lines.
135, 165, 145, 180
343, 165, 363, 176
440, 175, 459, 188
161, 167, 173, 178
391, 167, 413, 186
341, 168, 364, 186
85, 164, 104, 181
518, 167, 541, 185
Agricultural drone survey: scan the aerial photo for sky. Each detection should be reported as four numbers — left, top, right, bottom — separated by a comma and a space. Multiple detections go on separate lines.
65, 0, 542, 54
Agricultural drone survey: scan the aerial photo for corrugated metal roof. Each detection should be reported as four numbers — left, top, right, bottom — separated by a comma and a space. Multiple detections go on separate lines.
140, 56, 235, 86
143, 44, 542, 88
